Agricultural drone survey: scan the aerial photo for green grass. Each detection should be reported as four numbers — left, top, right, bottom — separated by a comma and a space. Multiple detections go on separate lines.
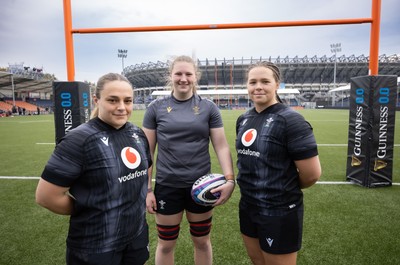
0, 109, 399, 265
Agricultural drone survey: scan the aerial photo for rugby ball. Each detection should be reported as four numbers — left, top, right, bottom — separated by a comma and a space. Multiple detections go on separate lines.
191, 173, 226, 206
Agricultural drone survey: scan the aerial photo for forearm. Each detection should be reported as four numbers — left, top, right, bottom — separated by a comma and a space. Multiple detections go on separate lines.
36, 192, 74, 215
216, 146, 235, 180
35, 178, 74, 215
296, 156, 321, 189
299, 175, 319, 189
147, 166, 154, 192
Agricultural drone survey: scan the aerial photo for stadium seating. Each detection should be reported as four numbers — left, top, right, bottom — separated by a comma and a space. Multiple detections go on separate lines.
4, 100, 45, 113
0, 101, 13, 111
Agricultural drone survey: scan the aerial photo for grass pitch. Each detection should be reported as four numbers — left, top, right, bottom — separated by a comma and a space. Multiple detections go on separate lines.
0, 109, 399, 265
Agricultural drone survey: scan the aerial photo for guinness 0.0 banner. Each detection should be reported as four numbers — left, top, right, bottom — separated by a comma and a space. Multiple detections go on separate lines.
53, 81, 91, 144
346, 75, 397, 187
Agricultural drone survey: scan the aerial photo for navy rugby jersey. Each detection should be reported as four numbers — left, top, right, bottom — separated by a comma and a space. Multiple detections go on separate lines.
41, 117, 152, 252
143, 94, 223, 188
235, 103, 318, 215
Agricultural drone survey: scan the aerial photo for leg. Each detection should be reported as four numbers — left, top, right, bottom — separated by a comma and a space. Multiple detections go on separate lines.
241, 234, 265, 265
242, 234, 298, 265
262, 251, 297, 265
155, 212, 183, 265
187, 211, 213, 265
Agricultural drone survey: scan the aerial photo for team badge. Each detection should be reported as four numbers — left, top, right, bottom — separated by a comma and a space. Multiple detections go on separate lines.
132, 133, 141, 143
159, 200, 166, 210
193, 106, 200, 115
264, 117, 274, 127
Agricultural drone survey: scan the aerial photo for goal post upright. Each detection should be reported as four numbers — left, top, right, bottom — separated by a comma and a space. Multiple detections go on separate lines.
62, 0, 382, 81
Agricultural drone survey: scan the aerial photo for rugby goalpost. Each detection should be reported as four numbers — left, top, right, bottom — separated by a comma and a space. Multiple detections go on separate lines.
62, 0, 382, 81
59, 0, 398, 188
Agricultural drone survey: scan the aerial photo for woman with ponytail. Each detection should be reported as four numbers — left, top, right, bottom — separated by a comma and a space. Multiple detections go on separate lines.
36, 73, 152, 265
235, 62, 321, 265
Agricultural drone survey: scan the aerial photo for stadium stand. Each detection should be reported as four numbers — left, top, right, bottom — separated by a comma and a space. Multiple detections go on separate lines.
0, 63, 53, 96
0, 54, 399, 111
4, 100, 44, 113
0, 101, 13, 112
0, 63, 54, 115
124, 54, 400, 108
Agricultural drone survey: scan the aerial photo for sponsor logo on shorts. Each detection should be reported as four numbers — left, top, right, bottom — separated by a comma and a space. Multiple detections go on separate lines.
266, 237, 274, 247
159, 200, 166, 210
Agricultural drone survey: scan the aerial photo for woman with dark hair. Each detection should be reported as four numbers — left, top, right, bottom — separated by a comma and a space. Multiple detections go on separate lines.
236, 62, 321, 265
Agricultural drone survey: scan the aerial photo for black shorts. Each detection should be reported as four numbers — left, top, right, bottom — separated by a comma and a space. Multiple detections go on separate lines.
154, 183, 213, 215
239, 201, 304, 254
66, 225, 149, 265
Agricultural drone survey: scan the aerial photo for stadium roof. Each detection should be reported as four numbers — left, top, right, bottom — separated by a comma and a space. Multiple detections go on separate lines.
125, 54, 400, 91
0, 70, 53, 97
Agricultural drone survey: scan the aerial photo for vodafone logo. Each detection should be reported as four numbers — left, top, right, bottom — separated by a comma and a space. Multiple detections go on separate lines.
121, 147, 141, 169
241, 129, 257, 147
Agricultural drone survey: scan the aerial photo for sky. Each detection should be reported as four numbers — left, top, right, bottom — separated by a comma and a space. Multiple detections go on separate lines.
0, 0, 399, 83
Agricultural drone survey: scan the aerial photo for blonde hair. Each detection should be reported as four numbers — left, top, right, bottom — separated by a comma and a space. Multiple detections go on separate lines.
166, 55, 201, 94
90, 73, 132, 119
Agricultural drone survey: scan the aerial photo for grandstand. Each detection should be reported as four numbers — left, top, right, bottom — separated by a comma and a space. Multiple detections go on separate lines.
124, 54, 400, 108
0, 63, 53, 94
0, 54, 399, 114
0, 63, 54, 116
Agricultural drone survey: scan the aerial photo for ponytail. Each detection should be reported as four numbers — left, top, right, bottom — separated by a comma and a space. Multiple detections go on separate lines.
90, 106, 99, 119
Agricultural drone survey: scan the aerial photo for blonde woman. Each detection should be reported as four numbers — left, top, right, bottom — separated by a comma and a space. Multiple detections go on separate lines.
143, 55, 235, 265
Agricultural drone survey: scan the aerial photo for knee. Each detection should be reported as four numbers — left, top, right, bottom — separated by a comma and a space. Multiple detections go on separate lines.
189, 217, 212, 237
190, 217, 213, 251
157, 241, 176, 255
192, 237, 211, 252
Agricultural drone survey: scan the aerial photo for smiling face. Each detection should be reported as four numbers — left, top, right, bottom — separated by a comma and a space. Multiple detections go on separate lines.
171, 61, 197, 100
93, 80, 133, 129
247, 66, 280, 112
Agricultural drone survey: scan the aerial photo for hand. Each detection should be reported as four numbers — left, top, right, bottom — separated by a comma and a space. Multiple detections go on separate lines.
146, 191, 157, 214
211, 180, 235, 207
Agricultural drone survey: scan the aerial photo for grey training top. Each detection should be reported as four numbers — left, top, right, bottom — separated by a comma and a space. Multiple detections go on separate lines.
143, 94, 223, 188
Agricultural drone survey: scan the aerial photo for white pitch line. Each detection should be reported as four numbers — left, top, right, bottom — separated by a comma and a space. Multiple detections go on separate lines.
0, 176, 40, 179
318, 144, 347, 146
316, 181, 352, 184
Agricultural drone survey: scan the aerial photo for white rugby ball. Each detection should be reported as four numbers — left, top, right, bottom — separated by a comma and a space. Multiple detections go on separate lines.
191, 173, 226, 206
